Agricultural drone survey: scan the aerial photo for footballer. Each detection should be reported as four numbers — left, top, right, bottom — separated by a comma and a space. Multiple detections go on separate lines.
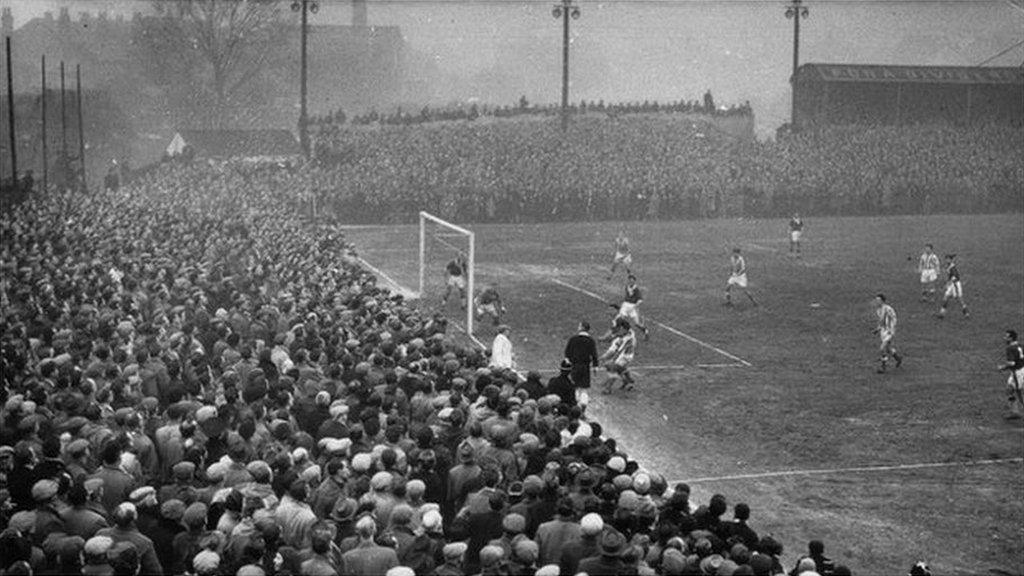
789, 212, 804, 257
938, 254, 969, 319
600, 317, 638, 393
725, 248, 758, 307
607, 228, 633, 280
442, 253, 468, 309
917, 244, 940, 302
474, 284, 506, 326
873, 293, 903, 373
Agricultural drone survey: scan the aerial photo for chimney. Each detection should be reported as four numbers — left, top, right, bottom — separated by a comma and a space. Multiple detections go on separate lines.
1, 7, 13, 37
352, 0, 367, 27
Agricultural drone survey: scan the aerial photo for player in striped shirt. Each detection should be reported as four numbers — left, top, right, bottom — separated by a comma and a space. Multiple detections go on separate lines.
873, 293, 903, 373
938, 254, 969, 319
600, 318, 637, 392
607, 228, 633, 280
917, 244, 940, 302
788, 213, 804, 257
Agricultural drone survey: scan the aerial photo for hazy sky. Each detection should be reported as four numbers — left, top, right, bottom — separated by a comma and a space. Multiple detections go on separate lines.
8, 0, 1023, 134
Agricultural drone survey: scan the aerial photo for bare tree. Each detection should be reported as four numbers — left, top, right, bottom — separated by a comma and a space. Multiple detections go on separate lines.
144, 0, 286, 123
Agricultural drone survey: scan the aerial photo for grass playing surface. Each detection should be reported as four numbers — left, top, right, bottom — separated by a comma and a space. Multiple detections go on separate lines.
342, 214, 1024, 575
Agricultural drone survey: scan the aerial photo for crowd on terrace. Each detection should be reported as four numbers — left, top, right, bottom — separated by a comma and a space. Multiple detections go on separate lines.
308, 118, 1022, 223
0, 160, 862, 576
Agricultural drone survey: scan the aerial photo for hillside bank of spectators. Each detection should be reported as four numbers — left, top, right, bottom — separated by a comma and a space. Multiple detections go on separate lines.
308, 117, 1021, 223
0, 161, 857, 576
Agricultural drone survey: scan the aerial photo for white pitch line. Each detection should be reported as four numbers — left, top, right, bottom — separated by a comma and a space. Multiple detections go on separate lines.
533, 364, 696, 374
674, 457, 1024, 484
549, 278, 752, 367
449, 320, 488, 350
355, 257, 419, 300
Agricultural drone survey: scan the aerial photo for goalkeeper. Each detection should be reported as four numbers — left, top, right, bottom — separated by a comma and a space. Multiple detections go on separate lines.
474, 284, 506, 326
441, 253, 468, 309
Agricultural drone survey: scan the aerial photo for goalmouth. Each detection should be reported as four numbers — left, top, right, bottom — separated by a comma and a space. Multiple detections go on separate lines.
419, 211, 476, 336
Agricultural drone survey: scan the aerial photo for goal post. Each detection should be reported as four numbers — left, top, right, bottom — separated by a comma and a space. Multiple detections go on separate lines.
419, 211, 475, 336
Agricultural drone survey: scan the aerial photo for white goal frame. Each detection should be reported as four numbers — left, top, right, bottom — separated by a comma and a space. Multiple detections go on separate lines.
419, 211, 475, 335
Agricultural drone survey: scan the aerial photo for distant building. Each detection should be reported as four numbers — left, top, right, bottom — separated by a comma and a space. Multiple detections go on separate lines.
167, 129, 300, 162
793, 63, 1024, 127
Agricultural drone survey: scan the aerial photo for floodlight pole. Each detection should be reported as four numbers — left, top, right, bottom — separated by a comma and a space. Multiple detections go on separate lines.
552, 0, 581, 132
785, 0, 809, 128
76, 64, 85, 192
292, 0, 318, 158
5, 37, 15, 184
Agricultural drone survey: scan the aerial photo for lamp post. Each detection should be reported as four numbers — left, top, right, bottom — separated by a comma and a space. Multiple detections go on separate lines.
552, 0, 580, 132
785, 0, 809, 128
292, 0, 318, 157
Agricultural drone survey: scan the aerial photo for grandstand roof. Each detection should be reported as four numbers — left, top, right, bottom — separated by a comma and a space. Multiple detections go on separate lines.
168, 129, 299, 159
797, 63, 1023, 85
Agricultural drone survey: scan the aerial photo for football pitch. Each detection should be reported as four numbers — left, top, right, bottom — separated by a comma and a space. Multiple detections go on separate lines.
343, 214, 1024, 575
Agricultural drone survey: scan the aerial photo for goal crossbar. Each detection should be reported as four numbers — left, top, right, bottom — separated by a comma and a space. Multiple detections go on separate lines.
419, 211, 475, 335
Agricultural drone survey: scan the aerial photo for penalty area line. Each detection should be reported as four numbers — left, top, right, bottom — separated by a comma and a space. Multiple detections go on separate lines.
549, 278, 752, 368
675, 457, 1024, 484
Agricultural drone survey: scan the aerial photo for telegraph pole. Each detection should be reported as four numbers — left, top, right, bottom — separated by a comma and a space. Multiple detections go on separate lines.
5, 37, 15, 184
60, 60, 67, 186
785, 0, 809, 127
292, 0, 319, 157
552, 0, 580, 132
76, 64, 85, 191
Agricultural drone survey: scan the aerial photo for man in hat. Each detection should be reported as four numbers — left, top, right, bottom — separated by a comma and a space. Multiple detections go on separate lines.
159, 461, 199, 505
65, 438, 93, 484
578, 529, 637, 576
546, 359, 576, 407
564, 321, 599, 400
447, 443, 482, 515
30, 478, 66, 542
435, 541, 469, 576
82, 535, 115, 575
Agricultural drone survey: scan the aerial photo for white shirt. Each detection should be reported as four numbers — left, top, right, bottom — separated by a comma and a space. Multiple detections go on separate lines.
490, 332, 514, 369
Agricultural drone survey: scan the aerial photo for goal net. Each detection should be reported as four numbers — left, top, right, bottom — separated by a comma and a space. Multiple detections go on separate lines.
419, 211, 476, 335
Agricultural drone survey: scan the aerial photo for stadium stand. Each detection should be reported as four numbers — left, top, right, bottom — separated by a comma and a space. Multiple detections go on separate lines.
0, 160, 857, 575
309, 116, 1022, 223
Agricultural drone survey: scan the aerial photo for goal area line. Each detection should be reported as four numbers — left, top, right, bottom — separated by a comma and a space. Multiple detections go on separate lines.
548, 278, 753, 368
674, 457, 1024, 485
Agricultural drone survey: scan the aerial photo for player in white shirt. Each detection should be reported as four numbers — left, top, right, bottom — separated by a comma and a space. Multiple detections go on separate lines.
873, 293, 903, 373
724, 248, 758, 307
607, 228, 633, 280
600, 318, 637, 393
917, 244, 940, 302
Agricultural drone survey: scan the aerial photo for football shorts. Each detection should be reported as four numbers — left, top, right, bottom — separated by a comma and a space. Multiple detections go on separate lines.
727, 273, 748, 288
944, 281, 962, 299
613, 252, 632, 265
447, 275, 466, 290
920, 269, 938, 284
618, 302, 641, 324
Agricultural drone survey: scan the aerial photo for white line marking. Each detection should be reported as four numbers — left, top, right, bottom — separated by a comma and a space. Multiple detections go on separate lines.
549, 278, 752, 367
450, 320, 487, 350
652, 321, 752, 367
534, 364, 696, 374
355, 257, 419, 300
696, 363, 747, 368
743, 242, 780, 253
674, 457, 1024, 484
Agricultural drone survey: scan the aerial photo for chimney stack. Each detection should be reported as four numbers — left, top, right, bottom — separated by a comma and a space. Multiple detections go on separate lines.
352, 0, 367, 27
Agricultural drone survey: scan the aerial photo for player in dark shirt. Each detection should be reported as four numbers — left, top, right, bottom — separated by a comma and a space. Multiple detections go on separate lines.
938, 254, 969, 319
442, 255, 467, 309
1000, 329, 1024, 419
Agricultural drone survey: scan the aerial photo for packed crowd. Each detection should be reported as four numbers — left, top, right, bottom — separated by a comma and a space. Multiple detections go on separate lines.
0, 160, 859, 576
307, 94, 753, 129
309, 117, 1022, 223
